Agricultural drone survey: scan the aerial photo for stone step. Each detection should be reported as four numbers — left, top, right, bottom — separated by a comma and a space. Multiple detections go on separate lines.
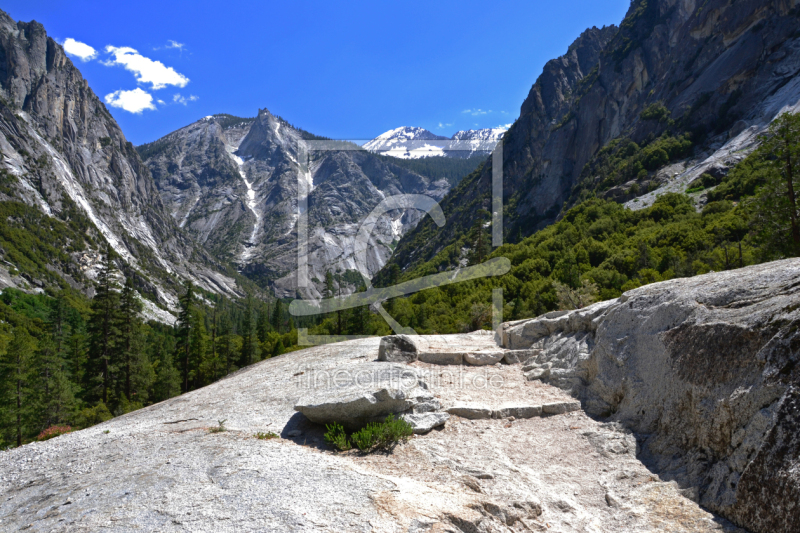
446, 401, 581, 420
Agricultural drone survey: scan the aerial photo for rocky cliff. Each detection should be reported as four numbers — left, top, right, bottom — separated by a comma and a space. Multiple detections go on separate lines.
0, 10, 239, 308
387, 0, 800, 274
503, 258, 800, 533
142, 110, 450, 298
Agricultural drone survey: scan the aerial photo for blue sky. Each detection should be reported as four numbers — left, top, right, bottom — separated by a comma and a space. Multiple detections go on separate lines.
6, 1, 630, 145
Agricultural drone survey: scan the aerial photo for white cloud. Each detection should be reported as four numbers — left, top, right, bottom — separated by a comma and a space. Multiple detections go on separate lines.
104, 88, 157, 114
173, 93, 199, 105
437, 122, 453, 129
63, 38, 97, 62
103, 46, 189, 90
166, 40, 185, 50
462, 108, 490, 116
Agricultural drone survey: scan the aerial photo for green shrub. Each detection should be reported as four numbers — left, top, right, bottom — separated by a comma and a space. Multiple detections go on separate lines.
324, 415, 413, 453
72, 402, 113, 429
351, 414, 413, 452
324, 422, 351, 451
640, 102, 671, 122
255, 431, 279, 440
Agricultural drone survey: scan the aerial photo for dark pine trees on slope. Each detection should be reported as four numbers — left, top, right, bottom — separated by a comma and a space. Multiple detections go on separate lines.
86, 245, 120, 405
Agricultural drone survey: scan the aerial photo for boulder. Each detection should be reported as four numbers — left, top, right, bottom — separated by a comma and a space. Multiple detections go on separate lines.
377, 335, 419, 362
294, 362, 449, 433
403, 412, 449, 433
294, 363, 432, 429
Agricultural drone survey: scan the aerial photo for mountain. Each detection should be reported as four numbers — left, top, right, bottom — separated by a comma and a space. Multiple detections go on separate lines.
364, 126, 507, 159
383, 0, 800, 276
0, 10, 240, 315
141, 111, 450, 298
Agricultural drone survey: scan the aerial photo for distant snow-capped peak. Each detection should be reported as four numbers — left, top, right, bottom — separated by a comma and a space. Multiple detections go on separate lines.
451, 126, 508, 141
364, 125, 507, 159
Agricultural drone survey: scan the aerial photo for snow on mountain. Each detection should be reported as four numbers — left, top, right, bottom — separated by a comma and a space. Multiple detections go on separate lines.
362, 127, 449, 159
365, 126, 507, 159
451, 126, 508, 141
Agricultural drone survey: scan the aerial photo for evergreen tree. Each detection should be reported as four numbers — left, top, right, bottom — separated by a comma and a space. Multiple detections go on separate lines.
189, 309, 209, 388
469, 210, 491, 266
115, 277, 147, 408
240, 295, 258, 366
257, 302, 271, 343
86, 246, 120, 404
271, 298, 283, 333
175, 281, 194, 393
753, 111, 800, 257
0, 327, 38, 447
149, 329, 180, 402
34, 335, 75, 430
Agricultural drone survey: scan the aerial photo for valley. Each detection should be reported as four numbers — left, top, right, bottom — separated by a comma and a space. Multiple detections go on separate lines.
0, 0, 800, 531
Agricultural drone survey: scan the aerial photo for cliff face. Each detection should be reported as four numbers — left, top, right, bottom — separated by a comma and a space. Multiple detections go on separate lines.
388, 0, 800, 274
143, 110, 449, 298
504, 258, 800, 533
0, 11, 238, 306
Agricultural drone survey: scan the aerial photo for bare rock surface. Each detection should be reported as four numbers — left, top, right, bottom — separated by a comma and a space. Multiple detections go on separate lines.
379, 331, 504, 366
504, 258, 800, 533
0, 332, 745, 532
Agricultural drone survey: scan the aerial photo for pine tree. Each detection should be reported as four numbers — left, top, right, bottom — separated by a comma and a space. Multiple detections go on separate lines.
116, 277, 147, 407
753, 111, 800, 257
240, 295, 258, 366
86, 246, 120, 404
189, 310, 208, 388
150, 330, 180, 402
271, 298, 283, 333
35, 335, 75, 430
175, 281, 194, 393
257, 302, 271, 344
0, 327, 38, 447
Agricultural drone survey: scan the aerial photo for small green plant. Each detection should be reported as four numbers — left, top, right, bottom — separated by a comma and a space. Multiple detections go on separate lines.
349, 415, 414, 452
255, 431, 279, 440
103, 430, 110, 434
209, 419, 227, 433
324, 422, 351, 451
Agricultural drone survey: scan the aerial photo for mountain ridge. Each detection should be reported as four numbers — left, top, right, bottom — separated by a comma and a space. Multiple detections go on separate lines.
0, 10, 242, 313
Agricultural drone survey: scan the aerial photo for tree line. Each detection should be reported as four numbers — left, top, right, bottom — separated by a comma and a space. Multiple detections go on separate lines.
0, 247, 297, 448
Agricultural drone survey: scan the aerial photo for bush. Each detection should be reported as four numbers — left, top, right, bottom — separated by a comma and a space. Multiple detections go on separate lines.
640, 102, 671, 122
351, 414, 413, 452
36, 425, 72, 441
72, 402, 113, 429
324, 422, 351, 451
324, 415, 413, 453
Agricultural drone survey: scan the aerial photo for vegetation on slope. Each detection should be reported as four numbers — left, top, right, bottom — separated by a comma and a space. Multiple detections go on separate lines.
311, 112, 800, 337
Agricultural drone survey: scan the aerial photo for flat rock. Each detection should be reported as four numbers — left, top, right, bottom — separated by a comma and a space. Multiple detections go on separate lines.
494, 405, 543, 419
542, 401, 581, 415
294, 363, 434, 429
463, 351, 505, 366
379, 332, 502, 366
447, 403, 494, 419
403, 412, 450, 434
